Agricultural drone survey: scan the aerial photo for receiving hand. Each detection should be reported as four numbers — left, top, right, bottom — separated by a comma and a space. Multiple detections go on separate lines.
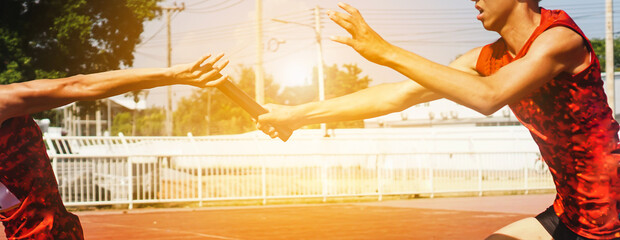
256, 104, 302, 139
327, 3, 393, 65
170, 53, 229, 88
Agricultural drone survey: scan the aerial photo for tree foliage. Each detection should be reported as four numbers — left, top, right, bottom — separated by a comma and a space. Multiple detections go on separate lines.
0, 0, 162, 84
112, 108, 164, 136
590, 37, 620, 71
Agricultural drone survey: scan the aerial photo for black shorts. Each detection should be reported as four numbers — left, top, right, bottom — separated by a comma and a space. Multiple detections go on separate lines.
535, 206, 603, 240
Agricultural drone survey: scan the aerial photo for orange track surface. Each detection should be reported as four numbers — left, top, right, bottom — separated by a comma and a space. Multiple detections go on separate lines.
1, 194, 555, 240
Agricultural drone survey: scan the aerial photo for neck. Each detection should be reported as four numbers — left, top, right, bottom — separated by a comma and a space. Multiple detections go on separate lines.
497, 4, 541, 56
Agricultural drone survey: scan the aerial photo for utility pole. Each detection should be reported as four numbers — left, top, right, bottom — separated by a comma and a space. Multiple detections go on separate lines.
606, 0, 615, 114
206, 89, 212, 135
255, 0, 265, 105
272, 6, 328, 136
95, 101, 101, 136
107, 99, 111, 135
314, 6, 327, 137
163, 3, 185, 136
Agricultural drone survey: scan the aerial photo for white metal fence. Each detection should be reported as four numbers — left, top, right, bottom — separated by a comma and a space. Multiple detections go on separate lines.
44, 127, 555, 209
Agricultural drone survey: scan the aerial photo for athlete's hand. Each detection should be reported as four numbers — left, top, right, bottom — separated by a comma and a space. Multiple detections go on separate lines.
169, 53, 229, 88
327, 3, 393, 65
256, 104, 302, 139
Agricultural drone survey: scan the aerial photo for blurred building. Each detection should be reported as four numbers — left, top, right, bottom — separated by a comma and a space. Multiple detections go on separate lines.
39, 95, 146, 137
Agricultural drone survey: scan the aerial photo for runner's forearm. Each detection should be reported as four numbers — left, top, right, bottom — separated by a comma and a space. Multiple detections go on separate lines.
292, 81, 440, 126
0, 68, 173, 122
380, 45, 501, 114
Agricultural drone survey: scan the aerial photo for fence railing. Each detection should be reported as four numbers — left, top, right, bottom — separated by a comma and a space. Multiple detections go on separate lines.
44, 128, 555, 209
49, 152, 554, 209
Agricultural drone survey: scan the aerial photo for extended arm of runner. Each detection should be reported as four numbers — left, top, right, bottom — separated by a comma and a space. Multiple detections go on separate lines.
0, 54, 228, 124
257, 46, 482, 133
328, 3, 588, 115
382, 27, 586, 115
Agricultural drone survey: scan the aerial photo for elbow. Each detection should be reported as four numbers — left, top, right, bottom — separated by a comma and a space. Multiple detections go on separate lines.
477, 105, 502, 116
471, 92, 505, 116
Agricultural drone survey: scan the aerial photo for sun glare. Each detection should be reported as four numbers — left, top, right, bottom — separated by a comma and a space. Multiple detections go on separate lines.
276, 60, 313, 87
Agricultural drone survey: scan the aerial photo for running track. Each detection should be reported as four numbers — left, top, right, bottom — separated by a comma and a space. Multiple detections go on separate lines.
1, 194, 555, 239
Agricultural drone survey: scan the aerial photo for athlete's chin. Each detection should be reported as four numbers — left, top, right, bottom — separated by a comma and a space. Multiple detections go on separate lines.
479, 21, 492, 31
479, 20, 497, 32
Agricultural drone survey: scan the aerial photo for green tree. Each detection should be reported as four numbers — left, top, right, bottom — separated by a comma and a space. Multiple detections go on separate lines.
125, 90, 149, 135
590, 37, 620, 71
0, 0, 162, 83
112, 112, 132, 136
111, 108, 165, 136
135, 108, 165, 136
1, 0, 162, 127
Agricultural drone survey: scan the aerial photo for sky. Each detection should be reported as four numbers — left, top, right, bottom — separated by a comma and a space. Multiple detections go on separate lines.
130, 0, 615, 109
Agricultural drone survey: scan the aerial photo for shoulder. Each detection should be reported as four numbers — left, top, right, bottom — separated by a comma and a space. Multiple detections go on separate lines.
529, 27, 585, 59
527, 26, 588, 72
449, 46, 484, 75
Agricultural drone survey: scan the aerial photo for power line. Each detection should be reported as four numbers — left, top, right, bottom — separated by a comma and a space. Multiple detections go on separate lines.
135, 51, 166, 61
137, 11, 180, 47
185, 0, 245, 13
186, 0, 217, 8
186, 0, 235, 10
136, 4, 614, 57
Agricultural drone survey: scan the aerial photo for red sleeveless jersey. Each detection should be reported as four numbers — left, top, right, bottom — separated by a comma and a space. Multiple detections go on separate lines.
0, 116, 83, 239
476, 8, 620, 239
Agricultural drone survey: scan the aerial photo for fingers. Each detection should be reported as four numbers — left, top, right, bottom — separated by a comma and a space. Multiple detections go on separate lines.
337, 2, 363, 19
262, 103, 276, 112
203, 53, 225, 69
197, 58, 229, 87
327, 10, 354, 34
199, 74, 228, 87
203, 74, 228, 87
192, 54, 212, 70
190, 53, 224, 74
212, 59, 229, 73
330, 36, 354, 46
255, 121, 278, 139
255, 110, 280, 139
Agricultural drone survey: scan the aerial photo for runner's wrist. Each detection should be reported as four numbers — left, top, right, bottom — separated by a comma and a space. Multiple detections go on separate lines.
375, 43, 399, 66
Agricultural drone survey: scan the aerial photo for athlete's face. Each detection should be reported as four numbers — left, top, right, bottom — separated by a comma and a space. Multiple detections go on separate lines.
471, 0, 516, 31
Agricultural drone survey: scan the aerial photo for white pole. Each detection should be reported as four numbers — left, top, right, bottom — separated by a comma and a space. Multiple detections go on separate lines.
107, 98, 112, 134
96, 100, 102, 136
165, 9, 173, 136
315, 6, 328, 137
163, 4, 184, 136
255, 0, 265, 105
606, 0, 615, 114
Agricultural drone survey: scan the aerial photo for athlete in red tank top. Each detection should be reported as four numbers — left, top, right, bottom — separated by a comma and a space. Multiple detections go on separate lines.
0, 54, 228, 239
0, 116, 84, 239
256, 1, 620, 239
476, 9, 620, 239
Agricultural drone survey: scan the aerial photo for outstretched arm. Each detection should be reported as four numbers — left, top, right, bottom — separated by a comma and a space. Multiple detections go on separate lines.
256, 47, 481, 136
0, 54, 229, 124
328, 3, 590, 115
258, 81, 438, 131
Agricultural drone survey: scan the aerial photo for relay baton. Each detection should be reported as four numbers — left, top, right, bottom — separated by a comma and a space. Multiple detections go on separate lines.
214, 77, 293, 142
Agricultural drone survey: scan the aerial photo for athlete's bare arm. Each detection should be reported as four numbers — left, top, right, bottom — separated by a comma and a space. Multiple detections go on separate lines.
0, 54, 229, 124
328, 3, 590, 115
256, 46, 482, 136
